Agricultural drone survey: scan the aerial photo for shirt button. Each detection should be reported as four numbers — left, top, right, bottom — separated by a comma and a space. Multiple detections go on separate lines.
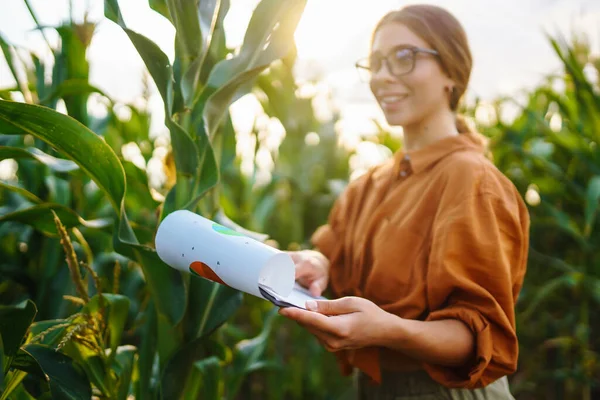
399, 170, 407, 177
403, 154, 411, 161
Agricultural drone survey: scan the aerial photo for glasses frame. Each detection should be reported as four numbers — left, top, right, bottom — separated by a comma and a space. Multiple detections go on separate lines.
355, 46, 439, 80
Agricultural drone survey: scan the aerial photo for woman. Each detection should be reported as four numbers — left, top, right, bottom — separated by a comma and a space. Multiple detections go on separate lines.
279, 5, 529, 399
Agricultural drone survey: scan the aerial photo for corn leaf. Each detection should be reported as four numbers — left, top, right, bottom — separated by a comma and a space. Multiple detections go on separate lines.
584, 176, 600, 237
0, 146, 79, 173
22, 344, 92, 400
0, 100, 185, 326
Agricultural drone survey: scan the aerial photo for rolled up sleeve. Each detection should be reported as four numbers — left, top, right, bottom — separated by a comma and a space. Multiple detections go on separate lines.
423, 191, 529, 388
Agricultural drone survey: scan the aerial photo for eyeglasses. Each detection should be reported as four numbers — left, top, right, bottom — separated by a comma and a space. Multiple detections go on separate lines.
355, 46, 439, 82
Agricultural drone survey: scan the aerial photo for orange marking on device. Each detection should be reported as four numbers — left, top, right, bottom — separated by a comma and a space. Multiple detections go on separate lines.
189, 261, 228, 286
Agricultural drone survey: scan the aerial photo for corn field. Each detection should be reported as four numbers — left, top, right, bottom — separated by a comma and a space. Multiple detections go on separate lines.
0, 1, 599, 399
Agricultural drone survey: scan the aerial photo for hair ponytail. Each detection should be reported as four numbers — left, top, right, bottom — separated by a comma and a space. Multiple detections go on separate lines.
455, 113, 491, 158
455, 114, 473, 134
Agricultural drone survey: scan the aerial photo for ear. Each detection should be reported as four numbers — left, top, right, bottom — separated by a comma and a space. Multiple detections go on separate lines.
443, 77, 456, 92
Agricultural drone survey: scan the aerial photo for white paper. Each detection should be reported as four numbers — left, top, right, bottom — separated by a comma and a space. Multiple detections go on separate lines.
155, 210, 295, 299
261, 282, 327, 309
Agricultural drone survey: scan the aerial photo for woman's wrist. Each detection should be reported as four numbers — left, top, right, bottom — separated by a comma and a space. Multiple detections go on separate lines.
374, 311, 475, 367
375, 311, 410, 348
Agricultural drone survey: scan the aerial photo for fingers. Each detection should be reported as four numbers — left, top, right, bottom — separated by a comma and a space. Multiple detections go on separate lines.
287, 250, 329, 294
312, 297, 360, 316
309, 278, 326, 297
286, 251, 302, 263
303, 325, 344, 352
278, 306, 338, 335
278, 307, 354, 352
294, 259, 315, 280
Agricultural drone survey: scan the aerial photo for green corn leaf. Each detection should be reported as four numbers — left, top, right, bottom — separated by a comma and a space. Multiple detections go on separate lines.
0, 300, 37, 359
186, 277, 242, 340
112, 345, 137, 400
165, 118, 199, 177
0, 370, 27, 400
104, 0, 184, 116
168, 0, 202, 62
584, 176, 600, 237
161, 337, 227, 400
200, 0, 307, 140
0, 34, 23, 94
541, 202, 585, 244
198, 0, 229, 84
198, 0, 224, 59
181, 0, 222, 106
104, 0, 201, 209
135, 300, 158, 400
11, 348, 45, 378
0, 146, 79, 173
0, 203, 112, 236
0, 181, 43, 203
54, 25, 93, 127
123, 161, 160, 212
188, 356, 222, 400
148, 0, 171, 22
0, 104, 123, 206
61, 339, 111, 397
39, 79, 107, 105
0, 333, 4, 391
227, 309, 278, 398
218, 113, 237, 172
521, 274, 575, 320
44, 174, 72, 206
160, 126, 219, 218
0, 100, 185, 326
176, 0, 307, 214
22, 344, 92, 400
121, 30, 175, 113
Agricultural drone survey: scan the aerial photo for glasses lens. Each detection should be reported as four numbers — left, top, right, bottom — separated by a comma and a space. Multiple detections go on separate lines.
370, 54, 383, 70
389, 48, 414, 75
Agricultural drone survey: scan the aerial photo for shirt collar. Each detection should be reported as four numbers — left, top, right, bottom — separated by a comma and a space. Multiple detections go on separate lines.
391, 132, 486, 177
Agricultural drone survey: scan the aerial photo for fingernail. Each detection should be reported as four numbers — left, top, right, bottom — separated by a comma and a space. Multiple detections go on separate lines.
306, 300, 317, 311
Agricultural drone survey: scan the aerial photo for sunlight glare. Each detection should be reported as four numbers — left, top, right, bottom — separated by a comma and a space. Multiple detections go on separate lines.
121, 142, 146, 170
0, 159, 18, 181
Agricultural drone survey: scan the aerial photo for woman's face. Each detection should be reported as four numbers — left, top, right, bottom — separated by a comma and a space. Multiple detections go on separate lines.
369, 23, 453, 127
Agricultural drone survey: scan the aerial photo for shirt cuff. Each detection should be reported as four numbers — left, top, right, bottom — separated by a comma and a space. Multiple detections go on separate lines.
422, 306, 493, 389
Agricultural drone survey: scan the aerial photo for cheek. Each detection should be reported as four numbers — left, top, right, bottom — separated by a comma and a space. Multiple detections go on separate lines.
404, 67, 447, 108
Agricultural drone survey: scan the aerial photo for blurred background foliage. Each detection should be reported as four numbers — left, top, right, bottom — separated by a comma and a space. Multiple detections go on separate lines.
0, 1, 598, 399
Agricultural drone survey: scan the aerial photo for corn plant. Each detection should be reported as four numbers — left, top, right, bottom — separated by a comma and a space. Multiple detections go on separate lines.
0, 0, 306, 398
481, 33, 600, 400
218, 53, 355, 399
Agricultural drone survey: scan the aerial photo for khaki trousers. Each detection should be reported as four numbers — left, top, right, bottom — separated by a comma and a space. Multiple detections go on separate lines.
355, 369, 515, 400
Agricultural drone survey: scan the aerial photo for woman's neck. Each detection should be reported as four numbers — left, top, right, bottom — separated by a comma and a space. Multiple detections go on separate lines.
402, 109, 459, 152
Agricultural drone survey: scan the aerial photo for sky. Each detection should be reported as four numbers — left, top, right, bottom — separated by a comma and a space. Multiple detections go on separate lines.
0, 0, 599, 176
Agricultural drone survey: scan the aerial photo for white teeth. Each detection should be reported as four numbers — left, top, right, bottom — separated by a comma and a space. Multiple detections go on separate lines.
380, 95, 405, 104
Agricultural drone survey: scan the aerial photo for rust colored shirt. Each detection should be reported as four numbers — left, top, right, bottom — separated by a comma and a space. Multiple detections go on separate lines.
310, 132, 530, 389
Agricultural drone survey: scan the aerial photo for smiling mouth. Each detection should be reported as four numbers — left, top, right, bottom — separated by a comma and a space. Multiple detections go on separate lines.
379, 95, 408, 108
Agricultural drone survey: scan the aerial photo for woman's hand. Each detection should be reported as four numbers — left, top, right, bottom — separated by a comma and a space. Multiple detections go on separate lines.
286, 249, 330, 297
278, 297, 394, 352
